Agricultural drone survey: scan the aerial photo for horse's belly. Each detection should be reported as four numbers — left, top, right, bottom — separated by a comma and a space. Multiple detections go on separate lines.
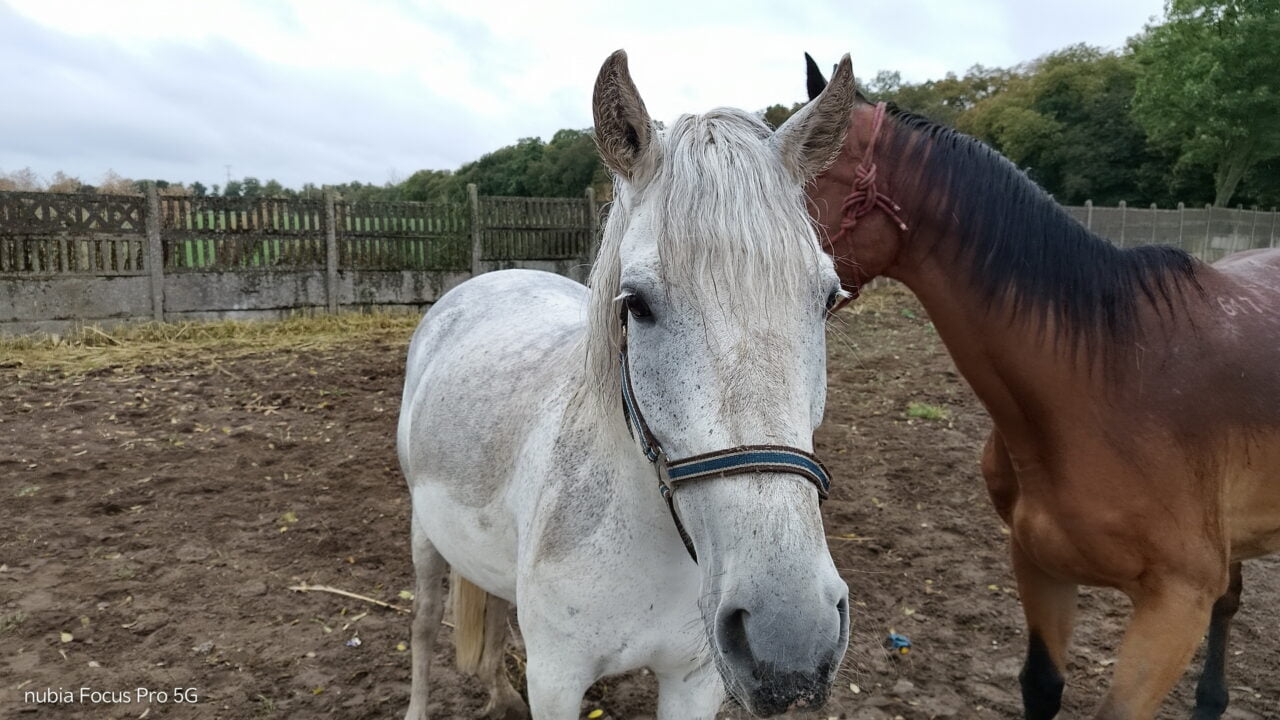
411, 483, 518, 602
1225, 437, 1280, 561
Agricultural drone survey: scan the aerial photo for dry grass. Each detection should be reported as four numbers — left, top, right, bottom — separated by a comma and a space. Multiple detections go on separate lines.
842, 278, 910, 315
0, 311, 421, 375
1, 281, 911, 376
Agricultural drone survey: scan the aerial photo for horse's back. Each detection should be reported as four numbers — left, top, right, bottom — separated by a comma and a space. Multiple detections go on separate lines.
401, 269, 586, 407
1199, 248, 1280, 354
398, 269, 588, 595
1214, 247, 1280, 288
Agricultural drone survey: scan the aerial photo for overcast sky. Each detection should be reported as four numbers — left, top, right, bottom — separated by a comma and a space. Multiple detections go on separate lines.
1, 0, 1164, 190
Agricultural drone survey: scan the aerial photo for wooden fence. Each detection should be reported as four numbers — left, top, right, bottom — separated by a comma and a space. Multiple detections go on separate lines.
0, 184, 600, 333
4, 192, 1273, 278
0, 185, 598, 276
0, 192, 149, 275
2, 188, 1275, 334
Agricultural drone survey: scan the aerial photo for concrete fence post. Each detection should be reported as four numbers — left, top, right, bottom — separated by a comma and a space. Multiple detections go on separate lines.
1202, 204, 1213, 261
1249, 205, 1259, 248
1118, 200, 1127, 247
1084, 199, 1093, 230
584, 186, 599, 269
1236, 204, 1245, 251
1177, 202, 1185, 251
144, 184, 165, 322
1150, 203, 1158, 246
468, 183, 483, 277
1270, 207, 1277, 249
324, 189, 339, 314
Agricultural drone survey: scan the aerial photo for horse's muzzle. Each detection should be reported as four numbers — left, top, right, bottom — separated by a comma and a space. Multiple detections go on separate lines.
713, 590, 849, 716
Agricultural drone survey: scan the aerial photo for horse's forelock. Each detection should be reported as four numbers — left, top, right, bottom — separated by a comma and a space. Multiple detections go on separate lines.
576, 109, 826, 417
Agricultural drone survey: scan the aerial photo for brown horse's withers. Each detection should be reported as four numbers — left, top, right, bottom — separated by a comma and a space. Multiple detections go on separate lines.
806, 57, 1280, 720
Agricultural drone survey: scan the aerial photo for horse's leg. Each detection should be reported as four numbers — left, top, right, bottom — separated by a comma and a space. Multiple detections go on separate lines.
655, 660, 724, 720
1093, 580, 1220, 720
477, 595, 529, 720
405, 519, 448, 720
521, 649, 594, 720
1191, 562, 1244, 720
1012, 540, 1078, 720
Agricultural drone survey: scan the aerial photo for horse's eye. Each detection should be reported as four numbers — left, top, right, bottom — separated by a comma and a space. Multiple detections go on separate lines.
825, 289, 842, 313
625, 293, 653, 320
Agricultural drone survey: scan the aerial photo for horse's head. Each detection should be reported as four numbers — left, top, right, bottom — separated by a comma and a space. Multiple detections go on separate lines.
589, 50, 855, 715
804, 52, 912, 292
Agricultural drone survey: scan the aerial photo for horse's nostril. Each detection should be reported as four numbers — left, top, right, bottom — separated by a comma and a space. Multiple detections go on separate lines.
716, 607, 752, 661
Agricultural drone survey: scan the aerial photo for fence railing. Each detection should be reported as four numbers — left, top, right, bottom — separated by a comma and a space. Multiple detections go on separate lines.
0, 191, 149, 274
1064, 201, 1279, 263
0, 185, 601, 276
3, 192, 1276, 279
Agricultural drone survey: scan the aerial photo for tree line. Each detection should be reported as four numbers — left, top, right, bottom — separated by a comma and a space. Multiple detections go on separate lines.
763, 0, 1278, 208
2, 0, 1274, 208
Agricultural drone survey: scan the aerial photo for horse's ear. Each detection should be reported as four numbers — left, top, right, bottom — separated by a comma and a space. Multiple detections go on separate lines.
805, 52, 827, 101
774, 53, 855, 182
593, 50, 655, 182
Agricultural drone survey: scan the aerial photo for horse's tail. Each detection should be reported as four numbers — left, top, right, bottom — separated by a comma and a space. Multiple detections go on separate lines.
449, 570, 488, 674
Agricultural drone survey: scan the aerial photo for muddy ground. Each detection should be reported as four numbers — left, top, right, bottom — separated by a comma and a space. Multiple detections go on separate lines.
2, 286, 1277, 719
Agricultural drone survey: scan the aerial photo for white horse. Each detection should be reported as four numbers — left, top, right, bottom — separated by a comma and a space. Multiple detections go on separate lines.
398, 51, 856, 719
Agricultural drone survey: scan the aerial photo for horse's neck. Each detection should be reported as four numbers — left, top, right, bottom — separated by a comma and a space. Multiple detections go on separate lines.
568, 372, 674, 509
891, 241, 1088, 453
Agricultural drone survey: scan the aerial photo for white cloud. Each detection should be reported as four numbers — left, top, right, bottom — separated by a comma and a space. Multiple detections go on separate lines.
0, 0, 1164, 188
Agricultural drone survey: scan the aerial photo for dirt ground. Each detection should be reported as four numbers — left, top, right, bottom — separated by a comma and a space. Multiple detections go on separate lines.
2, 286, 1277, 719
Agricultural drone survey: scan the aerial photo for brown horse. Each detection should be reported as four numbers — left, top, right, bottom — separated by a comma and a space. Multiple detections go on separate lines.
805, 56, 1280, 720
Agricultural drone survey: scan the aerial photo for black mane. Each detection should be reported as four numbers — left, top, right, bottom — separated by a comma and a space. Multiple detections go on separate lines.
881, 105, 1201, 351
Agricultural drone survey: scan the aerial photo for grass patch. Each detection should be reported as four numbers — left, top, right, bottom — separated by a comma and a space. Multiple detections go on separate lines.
0, 311, 422, 375
253, 694, 278, 718
0, 611, 27, 635
907, 402, 948, 421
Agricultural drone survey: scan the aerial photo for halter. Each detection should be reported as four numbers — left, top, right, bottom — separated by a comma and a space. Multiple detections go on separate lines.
618, 308, 832, 562
829, 102, 908, 307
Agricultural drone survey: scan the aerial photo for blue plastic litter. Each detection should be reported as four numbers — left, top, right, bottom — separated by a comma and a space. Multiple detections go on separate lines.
885, 632, 912, 654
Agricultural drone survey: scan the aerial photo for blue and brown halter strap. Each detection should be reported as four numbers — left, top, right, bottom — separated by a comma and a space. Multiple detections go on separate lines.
618, 307, 832, 562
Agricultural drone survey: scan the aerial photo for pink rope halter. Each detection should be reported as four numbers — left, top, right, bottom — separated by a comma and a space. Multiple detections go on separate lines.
826, 102, 907, 308
830, 101, 908, 246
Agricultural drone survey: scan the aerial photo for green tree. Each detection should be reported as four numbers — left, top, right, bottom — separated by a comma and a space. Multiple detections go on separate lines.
761, 102, 805, 129
527, 129, 608, 197
1132, 0, 1280, 205
400, 169, 461, 202
866, 65, 1016, 127
960, 45, 1176, 205
452, 137, 547, 197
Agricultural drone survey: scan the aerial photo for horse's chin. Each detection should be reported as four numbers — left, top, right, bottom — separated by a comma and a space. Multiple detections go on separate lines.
707, 641, 838, 718
706, 661, 834, 712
